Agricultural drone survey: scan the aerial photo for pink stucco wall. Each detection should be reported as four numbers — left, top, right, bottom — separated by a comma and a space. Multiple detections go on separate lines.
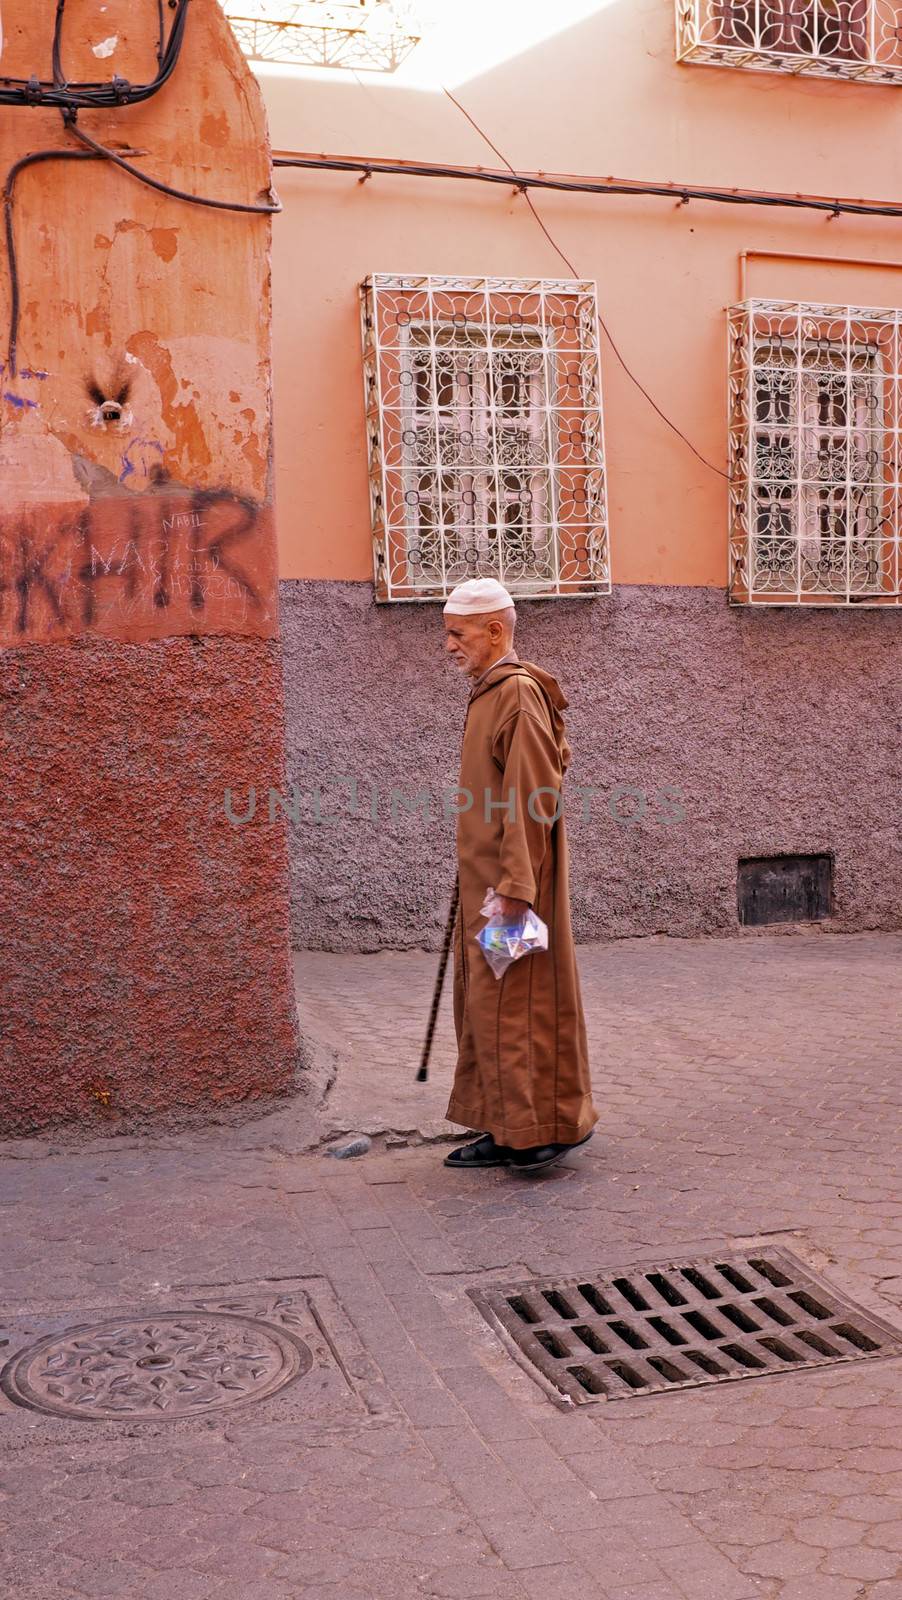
253, 3, 902, 953
259, 0, 902, 586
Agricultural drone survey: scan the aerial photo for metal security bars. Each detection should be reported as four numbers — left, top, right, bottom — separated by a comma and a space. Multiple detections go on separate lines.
220, 1, 420, 71
360, 275, 611, 602
676, 0, 902, 81
728, 300, 902, 605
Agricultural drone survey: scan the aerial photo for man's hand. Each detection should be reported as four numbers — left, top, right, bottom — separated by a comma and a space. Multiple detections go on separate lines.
479, 887, 531, 921
494, 895, 530, 919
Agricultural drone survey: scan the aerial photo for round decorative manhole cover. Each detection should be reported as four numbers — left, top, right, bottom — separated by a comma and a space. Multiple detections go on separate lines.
0, 1312, 312, 1421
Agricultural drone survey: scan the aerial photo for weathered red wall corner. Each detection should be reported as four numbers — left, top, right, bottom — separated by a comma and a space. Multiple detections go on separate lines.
0, 0, 299, 1133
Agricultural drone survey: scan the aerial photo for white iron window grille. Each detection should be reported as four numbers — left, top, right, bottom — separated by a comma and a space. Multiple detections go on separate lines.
676, 0, 902, 81
360, 275, 611, 602
728, 299, 902, 605
220, 1, 420, 72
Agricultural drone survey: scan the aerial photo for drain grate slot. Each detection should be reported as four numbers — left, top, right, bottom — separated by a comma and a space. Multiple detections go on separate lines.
647, 1355, 686, 1384
681, 1268, 721, 1301
683, 1309, 723, 1341
534, 1329, 570, 1360
573, 1324, 609, 1354
748, 1257, 792, 1288
507, 1294, 540, 1326
684, 1349, 727, 1376
646, 1273, 688, 1307
577, 1283, 614, 1316
719, 1304, 761, 1334
796, 1329, 841, 1357
832, 1322, 880, 1352
722, 1341, 766, 1370
789, 1291, 830, 1320
542, 1290, 578, 1320
759, 1336, 804, 1364
613, 1278, 651, 1311
470, 1250, 902, 1405
716, 1263, 755, 1293
607, 1359, 645, 1391
610, 1320, 649, 1350
568, 1364, 606, 1395
754, 1296, 794, 1326
648, 1316, 687, 1347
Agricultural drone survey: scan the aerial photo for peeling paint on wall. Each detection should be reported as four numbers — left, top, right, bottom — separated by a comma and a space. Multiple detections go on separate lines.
0, 0, 297, 1134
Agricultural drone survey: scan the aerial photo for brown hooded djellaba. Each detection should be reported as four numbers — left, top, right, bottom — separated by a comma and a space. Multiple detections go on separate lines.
448, 659, 598, 1150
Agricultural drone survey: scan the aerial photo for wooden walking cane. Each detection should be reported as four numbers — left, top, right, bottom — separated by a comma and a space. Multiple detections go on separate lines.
416, 880, 459, 1083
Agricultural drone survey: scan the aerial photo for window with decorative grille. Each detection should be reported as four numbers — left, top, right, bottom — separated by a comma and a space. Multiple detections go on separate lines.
360, 276, 611, 602
220, 1, 421, 72
728, 300, 901, 604
676, 0, 902, 82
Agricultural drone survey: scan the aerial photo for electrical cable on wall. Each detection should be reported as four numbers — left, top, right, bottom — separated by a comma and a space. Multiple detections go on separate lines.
2, 1, 281, 374
274, 137, 902, 478
2, 0, 189, 108
3, 146, 103, 375
440, 85, 729, 480
273, 153, 902, 223
62, 115, 282, 215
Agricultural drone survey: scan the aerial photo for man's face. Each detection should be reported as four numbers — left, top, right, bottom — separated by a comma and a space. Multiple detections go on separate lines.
443, 611, 510, 677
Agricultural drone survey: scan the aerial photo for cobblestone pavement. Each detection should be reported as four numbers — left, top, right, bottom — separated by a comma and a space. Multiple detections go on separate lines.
3, 931, 902, 1600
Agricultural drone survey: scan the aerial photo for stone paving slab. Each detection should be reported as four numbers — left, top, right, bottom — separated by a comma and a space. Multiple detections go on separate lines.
2, 931, 902, 1598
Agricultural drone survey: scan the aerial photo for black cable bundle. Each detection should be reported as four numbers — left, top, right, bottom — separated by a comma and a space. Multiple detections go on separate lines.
2, 0, 190, 110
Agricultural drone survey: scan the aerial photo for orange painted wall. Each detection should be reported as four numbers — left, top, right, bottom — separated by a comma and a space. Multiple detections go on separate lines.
259, 0, 902, 587
0, 0, 277, 642
0, 0, 298, 1133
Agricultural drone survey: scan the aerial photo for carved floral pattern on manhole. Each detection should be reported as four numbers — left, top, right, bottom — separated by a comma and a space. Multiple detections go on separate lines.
0, 1311, 312, 1421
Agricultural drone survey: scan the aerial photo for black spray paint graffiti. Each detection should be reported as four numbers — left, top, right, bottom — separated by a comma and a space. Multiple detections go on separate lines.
0, 486, 270, 637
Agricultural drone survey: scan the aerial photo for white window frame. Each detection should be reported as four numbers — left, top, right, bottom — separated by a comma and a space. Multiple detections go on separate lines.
360, 274, 611, 602
729, 299, 901, 605
221, 1, 421, 73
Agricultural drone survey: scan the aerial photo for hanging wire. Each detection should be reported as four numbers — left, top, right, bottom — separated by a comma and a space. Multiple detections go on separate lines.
63, 116, 282, 215
275, 143, 902, 479
51, 1, 67, 92
2, 4, 281, 375
441, 85, 726, 479
3, 149, 103, 375
276, 142, 902, 480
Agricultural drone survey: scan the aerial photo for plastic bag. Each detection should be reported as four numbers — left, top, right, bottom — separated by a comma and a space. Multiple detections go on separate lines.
475, 887, 549, 980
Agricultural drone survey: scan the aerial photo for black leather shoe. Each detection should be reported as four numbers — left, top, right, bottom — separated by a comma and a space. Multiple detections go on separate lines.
444, 1133, 512, 1169
508, 1131, 594, 1175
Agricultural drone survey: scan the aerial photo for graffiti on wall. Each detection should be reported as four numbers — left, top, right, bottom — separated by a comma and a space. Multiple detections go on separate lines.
0, 486, 278, 644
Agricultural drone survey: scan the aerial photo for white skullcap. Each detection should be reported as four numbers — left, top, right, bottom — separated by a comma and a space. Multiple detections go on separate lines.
443, 578, 515, 616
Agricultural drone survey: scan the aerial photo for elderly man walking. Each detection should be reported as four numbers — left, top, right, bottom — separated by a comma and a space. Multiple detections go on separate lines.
442, 578, 597, 1175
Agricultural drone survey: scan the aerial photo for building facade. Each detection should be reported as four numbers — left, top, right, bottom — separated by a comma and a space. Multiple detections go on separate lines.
256, 0, 902, 950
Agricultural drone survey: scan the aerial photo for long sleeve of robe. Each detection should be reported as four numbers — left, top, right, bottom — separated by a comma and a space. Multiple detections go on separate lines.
447, 660, 597, 1151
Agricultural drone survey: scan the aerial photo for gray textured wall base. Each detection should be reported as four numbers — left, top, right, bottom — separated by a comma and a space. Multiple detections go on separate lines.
277, 580, 902, 952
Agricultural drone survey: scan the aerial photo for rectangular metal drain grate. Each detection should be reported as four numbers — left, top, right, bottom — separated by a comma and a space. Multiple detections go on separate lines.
470, 1251, 902, 1404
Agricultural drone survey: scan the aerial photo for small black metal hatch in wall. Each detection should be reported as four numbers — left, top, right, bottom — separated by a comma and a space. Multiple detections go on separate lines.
738, 854, 833, 926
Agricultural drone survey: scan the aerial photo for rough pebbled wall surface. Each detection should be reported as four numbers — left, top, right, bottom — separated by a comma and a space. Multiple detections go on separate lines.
279, 579, 902, 951
0, 637, 298, 1135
